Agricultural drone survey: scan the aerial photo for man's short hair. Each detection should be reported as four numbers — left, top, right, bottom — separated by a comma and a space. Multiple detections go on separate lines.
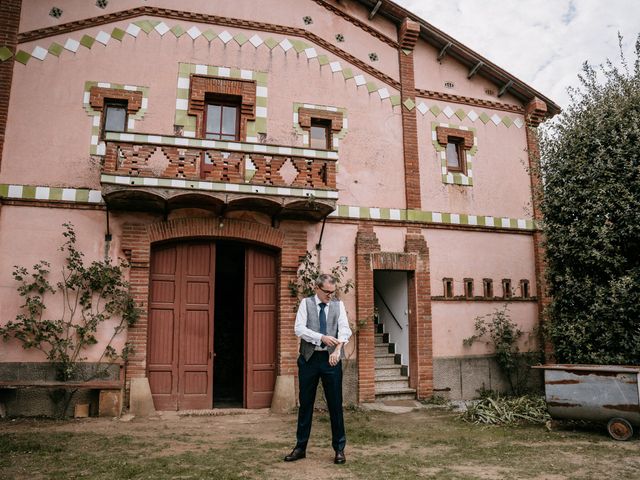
315, 274, 337, 288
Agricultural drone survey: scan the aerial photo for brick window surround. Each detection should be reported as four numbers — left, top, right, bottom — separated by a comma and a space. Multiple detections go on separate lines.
297, 108, 344, 136
436, 126, 474, 173
120, 217, 307, 405
355, 226, 432, 402
89, 86, 143, 115
188, 75, 256, 140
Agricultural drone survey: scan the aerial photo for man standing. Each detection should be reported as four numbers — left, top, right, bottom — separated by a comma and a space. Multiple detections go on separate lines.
284, 274, 352, 464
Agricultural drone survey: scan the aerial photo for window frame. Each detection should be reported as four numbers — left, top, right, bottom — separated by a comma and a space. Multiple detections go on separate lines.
520, 279, 530, 299
443, 278, 454, 298
203, 94, 242, 141
444, 136, 466, 173
307, 118, 332, 150
502, 278, 512, 299
483, 278, 493, 298
463, 278, 474, 299
101, 99, 128, 139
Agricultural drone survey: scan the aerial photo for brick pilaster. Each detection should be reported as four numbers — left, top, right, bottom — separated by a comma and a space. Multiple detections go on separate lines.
0, 0, 22, 170
398, 18, 422, 210
525, 98, 554, 360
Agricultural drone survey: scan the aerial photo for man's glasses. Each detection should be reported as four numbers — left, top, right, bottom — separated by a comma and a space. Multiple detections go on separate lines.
318, 287, 336, 296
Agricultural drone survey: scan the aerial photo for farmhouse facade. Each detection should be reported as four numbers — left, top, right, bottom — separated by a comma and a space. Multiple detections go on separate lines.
0, 0, 558, 413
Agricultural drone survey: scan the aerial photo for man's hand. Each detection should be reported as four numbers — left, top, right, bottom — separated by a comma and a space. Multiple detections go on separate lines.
321, 335, 340, 347
329, 348, 341, 366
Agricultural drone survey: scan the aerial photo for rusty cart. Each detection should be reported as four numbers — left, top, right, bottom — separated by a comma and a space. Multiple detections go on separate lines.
534, 364, 640, 441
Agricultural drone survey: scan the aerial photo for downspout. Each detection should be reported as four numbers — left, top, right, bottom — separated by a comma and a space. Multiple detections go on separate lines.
315, 215, 328, 269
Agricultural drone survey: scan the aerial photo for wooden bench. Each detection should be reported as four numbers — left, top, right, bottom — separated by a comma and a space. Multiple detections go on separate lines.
0, 365, 124, 417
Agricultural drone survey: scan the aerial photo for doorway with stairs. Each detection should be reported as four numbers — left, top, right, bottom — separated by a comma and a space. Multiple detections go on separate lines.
373, 271, 415, 400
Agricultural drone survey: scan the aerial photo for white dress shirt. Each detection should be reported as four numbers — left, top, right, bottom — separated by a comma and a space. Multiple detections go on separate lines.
294, 295, 352, 348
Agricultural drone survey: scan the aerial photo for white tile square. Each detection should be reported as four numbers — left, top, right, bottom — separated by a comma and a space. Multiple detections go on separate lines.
279, 38, 293, 51
417, 103, 428, 115
443, 106, 455, 118
502, 218, 511, 228
155, 22, 170, 36
256, 86, 268, 97
240, 69, 253, 80
62, 189, 76, 201
389, 209, 401, 220
95, 31, 111, 45
125, 24, 141, 37
176, 99, 188, 110
35, 187, 50, 200
370, 208, 381, 219
88, 191, 103, 203
378, 88, 390, 99
330, 61, 342, 72
348, 206, 360, 218
218, 67, 231, 77
354, 75, 366, 86
195, 64, 208, 74
249, 34, 263, 47
256, 106, 267, 117
218, 30, 233, 44
432, 212, 442, 223
64, 39, 80, 52
467, 110, 479, 122
304, 48, 318, 59
187, 26, 202, 40
491, 114, 502, 125
7, 185, 23, 198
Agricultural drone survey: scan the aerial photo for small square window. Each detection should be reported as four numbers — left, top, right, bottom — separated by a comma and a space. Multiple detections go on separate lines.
520, 279, 530, 298
102, 100, 127, 137
445, 138, 465, 172
483, 278, 493, 298
502, 279, 512, 299
443, 278, 454, 298
204, 95, 241, 141
309, 118, 331, 150
464, 278, 474, 299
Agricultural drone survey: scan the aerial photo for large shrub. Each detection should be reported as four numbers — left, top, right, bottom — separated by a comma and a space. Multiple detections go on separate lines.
540, 36, 640, 364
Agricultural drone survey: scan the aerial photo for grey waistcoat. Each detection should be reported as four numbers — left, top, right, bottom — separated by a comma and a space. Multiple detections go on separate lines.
299, 296, 341, 361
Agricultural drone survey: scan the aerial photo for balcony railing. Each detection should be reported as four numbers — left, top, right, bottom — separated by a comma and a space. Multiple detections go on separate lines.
100, 132, 339, 219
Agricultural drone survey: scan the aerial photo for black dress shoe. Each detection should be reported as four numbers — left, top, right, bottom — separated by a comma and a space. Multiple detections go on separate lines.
334, 450, 346, 464
284, 447, 306, 462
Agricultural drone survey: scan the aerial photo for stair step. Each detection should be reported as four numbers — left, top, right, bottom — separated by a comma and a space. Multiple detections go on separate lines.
375, 388, 417, 401
375, 354, 400, 366
375, 343, 395, 355
374, 365, 404, 378
374, 333, 389, 345
376, 376, 410, 391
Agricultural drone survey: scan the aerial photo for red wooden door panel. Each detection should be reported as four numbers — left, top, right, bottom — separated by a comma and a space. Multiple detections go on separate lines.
245, 248, 277, 409
148, 241, 215, 410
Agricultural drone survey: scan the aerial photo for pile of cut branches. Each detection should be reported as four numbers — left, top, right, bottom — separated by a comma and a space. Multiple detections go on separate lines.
460, 394, 550, 426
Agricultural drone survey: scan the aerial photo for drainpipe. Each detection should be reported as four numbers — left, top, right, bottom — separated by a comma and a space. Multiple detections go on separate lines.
104, 206, 112, 261
315, 215, 328, 269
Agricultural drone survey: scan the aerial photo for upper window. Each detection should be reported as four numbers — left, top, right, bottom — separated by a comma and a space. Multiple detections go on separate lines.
445, 138, 465, 173
102, 100, 128, 137
309, 118, 331, 149
205, 95, 241, 141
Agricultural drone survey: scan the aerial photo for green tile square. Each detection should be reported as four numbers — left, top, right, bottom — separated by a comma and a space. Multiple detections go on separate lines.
134, 20, 154, 34
429, 105, 441, 116
264, 37, 279, 49
49, 187, 62, 201
459, 214, 469, 225
234, 33, 248, 45
441, 213, 451, 224
341, 68, 354, 80
14, 50, 31, 65
0, 184, 8, 197
455, 109, 466, 120
256, 97, 268, 108
171, 25, 186, 38
479, 112, 491, 124
111, 28, 126, 41
76, 190, 89, 202
366, 82, 378, 93
317, 54, 329, 66
176, 88, 190, 100
291, 39, 307, 53
230, 68, 241, 78
403, 98, 415, 111
502, 116, 513, 128
48, 42, 64, 57
254, 117, 267, 133
0, 46, 13, 61
149, 20, 161, 27
255, 71, 268, 85
203, 30, 217, 41
178, 63, 192, 75
22, 186, 36, 199
390, 95, 401, 107
402, 48, 412, 55
80, 35, 95, 49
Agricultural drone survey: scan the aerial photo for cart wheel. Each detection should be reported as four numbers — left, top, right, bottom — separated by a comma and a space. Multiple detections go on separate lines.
607, 418, 633, 441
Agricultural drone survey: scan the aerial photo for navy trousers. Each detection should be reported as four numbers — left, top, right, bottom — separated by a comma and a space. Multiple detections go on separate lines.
295, 351, 346, 452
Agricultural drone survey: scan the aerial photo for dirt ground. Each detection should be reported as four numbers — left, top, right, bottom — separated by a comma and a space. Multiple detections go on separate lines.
1, 407, 639, 479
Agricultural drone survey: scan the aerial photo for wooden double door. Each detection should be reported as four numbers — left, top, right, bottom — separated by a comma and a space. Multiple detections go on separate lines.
147, 240, 277, 410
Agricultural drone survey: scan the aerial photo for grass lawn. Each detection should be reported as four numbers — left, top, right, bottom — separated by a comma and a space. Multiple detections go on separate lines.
1, 407, 639, 479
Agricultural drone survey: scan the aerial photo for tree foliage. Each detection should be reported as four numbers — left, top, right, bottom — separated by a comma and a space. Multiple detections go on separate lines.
539, 35, 640, 364
0, 223, 139, 381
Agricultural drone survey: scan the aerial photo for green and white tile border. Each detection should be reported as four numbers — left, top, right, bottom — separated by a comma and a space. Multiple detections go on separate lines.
329, 205, 535, 230
0, 184, 102, 203
1, 19, 524, 128
83, 81, 149, 155
175, 63, 268, 140
292, 103, 348, 150
432, 122, 477, 186
3, 19, 398, 109
99, 175, 339, 200
412, 99, 524, 129
0, 182, 535, 231
104, 132, 339, 160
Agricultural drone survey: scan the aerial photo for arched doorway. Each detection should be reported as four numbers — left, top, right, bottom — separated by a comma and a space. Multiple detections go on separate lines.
146, 239, 277, 410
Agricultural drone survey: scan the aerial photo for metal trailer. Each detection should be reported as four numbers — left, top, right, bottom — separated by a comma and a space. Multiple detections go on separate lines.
533, 364, 640, 441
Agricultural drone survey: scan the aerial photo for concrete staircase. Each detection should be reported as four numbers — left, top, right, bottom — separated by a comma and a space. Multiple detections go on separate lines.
374, 318, 415, 400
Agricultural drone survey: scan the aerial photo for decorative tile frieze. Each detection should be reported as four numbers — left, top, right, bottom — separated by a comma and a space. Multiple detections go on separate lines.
0, 184, 102, 203
416, 97, 524, 129
4, 20, 399, 110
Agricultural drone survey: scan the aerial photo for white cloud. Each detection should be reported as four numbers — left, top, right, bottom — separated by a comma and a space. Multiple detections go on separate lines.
396, 0, 640, 107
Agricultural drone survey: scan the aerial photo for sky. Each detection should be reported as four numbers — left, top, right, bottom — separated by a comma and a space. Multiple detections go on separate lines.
394, 0, 640, 108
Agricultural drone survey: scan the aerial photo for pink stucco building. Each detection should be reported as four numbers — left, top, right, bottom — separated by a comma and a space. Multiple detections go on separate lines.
0, 0, 558, 414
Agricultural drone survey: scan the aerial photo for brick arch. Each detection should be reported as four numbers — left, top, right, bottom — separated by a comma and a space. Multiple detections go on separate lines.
121, 217, 306, 405
147, 217, 284, 250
